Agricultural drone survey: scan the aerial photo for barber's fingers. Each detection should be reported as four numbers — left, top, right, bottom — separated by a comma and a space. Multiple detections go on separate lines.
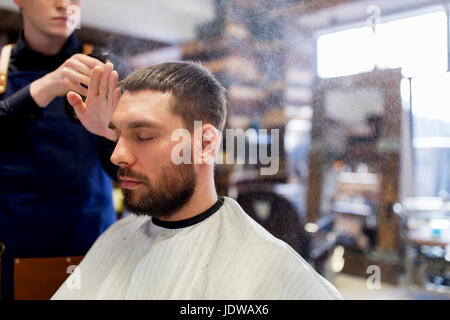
67, 91, 86, 113
75, 83, 89, 97
99, 63, 114, 98
113, 87, 121, 107
88, 66, 102, 96
63, 68, 90, 96
108, 70, 119, 107
75, 53, 105, 69
68, 58, 95, 78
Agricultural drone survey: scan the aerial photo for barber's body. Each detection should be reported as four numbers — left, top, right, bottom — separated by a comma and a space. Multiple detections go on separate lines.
0, 0, 129, 300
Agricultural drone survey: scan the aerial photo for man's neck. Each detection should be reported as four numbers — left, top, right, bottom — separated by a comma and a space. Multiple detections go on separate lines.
23, 27, 68, 56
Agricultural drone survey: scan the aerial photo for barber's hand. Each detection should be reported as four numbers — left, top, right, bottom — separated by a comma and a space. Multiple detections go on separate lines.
66, 63, 120, 141
30, 53, 104, 107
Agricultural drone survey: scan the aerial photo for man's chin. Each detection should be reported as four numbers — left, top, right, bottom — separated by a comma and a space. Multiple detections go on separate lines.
45, 27, 73, 39
122, 194, 191, 219
122, 189, 143, 205
123, 197, 150, 217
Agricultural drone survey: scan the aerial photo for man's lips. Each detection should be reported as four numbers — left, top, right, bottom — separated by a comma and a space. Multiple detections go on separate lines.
119, 177, 143, 189
52, 17, 68, 23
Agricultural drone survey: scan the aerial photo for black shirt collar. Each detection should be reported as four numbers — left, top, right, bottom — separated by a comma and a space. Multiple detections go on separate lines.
152, 197, 224, 229
11, 31, 82, 71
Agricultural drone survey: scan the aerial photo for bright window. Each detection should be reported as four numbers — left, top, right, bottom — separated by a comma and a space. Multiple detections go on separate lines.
317, 11, 448, 78
411, 74, 450, 197
316, 9, 450, 197
317, 26, 376, 78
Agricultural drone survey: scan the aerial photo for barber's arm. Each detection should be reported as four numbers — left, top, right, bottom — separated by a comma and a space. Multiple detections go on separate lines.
0, 85, 44, 146
0, 54, 104, 144
0, 84, 43, 119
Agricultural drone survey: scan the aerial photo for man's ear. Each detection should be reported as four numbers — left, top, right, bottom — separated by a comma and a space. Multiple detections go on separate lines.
199, 124, 220, 165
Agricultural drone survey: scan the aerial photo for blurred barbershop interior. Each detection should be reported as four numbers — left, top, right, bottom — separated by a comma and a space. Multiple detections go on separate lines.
0, 0, 449, 300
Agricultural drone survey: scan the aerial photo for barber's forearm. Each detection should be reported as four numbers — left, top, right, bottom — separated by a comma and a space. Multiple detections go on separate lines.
0, 84, 44, 120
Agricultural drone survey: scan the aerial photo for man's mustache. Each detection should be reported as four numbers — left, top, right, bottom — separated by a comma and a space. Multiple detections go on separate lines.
117, 167, 149, 184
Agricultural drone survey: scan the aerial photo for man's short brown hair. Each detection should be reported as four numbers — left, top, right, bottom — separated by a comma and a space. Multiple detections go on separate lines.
120, 61, 227, 131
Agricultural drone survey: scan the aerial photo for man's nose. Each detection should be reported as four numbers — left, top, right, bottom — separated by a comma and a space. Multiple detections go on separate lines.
55, 0, 71, 12
110, 138, 135, 167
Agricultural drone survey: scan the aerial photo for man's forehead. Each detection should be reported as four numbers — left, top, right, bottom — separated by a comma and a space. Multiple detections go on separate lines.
111, 107, 163, 130
112, 90, 180, 129
120, 89, 173, 101
116, 90, 169, 112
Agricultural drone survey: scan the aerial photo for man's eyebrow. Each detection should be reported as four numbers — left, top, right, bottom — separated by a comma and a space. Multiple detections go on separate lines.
108, 120, 162, 132
127, 120, 161, 130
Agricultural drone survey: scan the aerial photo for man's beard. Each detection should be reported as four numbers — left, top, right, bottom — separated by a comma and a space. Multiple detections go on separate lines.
118, 163, 197, 219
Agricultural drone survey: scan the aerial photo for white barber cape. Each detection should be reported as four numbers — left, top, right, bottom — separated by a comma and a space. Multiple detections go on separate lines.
52, 196, 342, 300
